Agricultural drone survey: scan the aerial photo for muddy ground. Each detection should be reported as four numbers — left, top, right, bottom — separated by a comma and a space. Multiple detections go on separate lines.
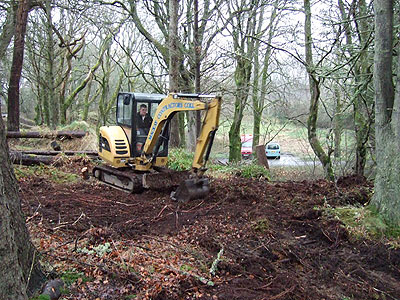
19, 159, 400, 300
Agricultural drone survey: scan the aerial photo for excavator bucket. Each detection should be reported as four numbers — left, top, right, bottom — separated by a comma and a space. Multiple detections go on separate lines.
170, 178, 210, 202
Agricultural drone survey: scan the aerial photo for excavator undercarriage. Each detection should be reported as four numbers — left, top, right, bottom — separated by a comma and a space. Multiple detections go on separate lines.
93, 164, 191, 193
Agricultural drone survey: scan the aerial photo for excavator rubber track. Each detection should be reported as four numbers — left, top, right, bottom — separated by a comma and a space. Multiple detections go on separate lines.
93, 165, 191, 194
93, 165, 143, 193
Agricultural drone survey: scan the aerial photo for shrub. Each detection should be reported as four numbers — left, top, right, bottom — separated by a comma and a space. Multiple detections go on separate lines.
168, 148, 194, 171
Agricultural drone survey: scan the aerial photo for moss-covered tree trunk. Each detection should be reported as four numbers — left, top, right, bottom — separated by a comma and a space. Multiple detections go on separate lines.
0, 112, 45, 299
338, 0, 374, 176
304, 0, 334, 180
353, 0, 373, 176
228, 0, 258, 162
371, 0, 400, 225
229, 57, 252, 162
332, 85, 342, 158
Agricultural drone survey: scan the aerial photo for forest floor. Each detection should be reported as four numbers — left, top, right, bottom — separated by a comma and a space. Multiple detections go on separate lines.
18, 157, 400, 300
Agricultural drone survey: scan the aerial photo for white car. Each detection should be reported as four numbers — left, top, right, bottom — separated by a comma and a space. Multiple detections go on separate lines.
266, 142, 280, 159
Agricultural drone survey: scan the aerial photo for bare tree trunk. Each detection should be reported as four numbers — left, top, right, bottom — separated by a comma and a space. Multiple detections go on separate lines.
333, 84, 342, 158
304, 0, 334, 180
0, 115, 45, 299
252, 2, 278, 150
371, 0, 400, 225
45, 0, 58, 129
169, 0, 181, 147
7, 0, 31, 132
194, 0, 201, 137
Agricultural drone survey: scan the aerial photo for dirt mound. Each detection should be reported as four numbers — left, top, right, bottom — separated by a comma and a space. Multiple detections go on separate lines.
20, 171, 399, 300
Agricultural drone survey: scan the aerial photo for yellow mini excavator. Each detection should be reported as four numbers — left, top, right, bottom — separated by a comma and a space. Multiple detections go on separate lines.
93, 92, 221, 202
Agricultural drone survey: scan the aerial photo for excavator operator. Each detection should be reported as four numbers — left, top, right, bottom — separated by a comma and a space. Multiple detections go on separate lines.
137, 104, 153, 135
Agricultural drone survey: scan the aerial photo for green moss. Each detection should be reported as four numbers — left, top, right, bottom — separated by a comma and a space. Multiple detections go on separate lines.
325, 205, 400, 240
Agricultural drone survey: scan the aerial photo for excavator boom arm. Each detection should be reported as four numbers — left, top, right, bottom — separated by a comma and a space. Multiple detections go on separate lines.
142, 93, 221, 172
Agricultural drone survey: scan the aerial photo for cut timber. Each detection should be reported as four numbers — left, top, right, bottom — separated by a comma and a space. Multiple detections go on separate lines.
9, 152, 57, 166
17, 150, 98, 156
9, 150, 98, 166
255, 145, 269, 169
6, 130, 87, 139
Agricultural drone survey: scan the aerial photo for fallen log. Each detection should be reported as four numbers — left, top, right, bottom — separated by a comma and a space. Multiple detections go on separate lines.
9, 150, 99, 166
16, 150, 98, 156
10, 152, 57, 166
6, 130, 87, 139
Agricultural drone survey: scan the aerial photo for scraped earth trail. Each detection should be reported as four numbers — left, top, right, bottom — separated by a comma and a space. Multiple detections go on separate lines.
20, 167, 400, 300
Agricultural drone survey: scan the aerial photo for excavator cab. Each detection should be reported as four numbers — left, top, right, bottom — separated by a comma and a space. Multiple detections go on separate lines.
116, 93, 169, 158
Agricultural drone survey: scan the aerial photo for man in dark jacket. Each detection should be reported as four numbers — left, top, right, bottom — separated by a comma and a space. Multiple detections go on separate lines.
137, 104, 153, 135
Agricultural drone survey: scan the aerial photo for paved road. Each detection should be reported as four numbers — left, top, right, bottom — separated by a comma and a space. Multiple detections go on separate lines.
267, 153, 321, 167
216, 153, 321, 167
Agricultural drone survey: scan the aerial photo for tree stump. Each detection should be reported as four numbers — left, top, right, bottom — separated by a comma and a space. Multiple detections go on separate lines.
255, 145, 269, 169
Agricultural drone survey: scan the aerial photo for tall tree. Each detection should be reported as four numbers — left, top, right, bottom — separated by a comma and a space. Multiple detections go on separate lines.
251, 0, 280, 151
169, 0, 181, 147
44, 0, 58, 128
371, 0, 400, 225
7, 0, 31, 132
338, 0, 374, 176
61, 28, 117, 124
0, 2, 17, 101
193, 0, 201, 136
228, 0, 260, 162
304, 0, 334, 180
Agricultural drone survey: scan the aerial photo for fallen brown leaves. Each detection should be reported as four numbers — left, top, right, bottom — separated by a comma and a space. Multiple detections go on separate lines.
20, 166, 400, 300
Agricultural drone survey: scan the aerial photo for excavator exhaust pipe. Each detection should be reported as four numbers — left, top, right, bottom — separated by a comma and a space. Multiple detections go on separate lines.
171, 178, 210, 202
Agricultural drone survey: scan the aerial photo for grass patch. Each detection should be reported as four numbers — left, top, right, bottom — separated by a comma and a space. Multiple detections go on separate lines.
169, 148, 270, 179
209, 162, 270, 180
325, 205, 400, 242
14, 164, 79, 184
233, 163, 270, 179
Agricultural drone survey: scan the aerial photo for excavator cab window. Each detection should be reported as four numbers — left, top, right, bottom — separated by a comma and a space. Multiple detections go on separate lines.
135, 102, 154, 153
117, 94, 132, 127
